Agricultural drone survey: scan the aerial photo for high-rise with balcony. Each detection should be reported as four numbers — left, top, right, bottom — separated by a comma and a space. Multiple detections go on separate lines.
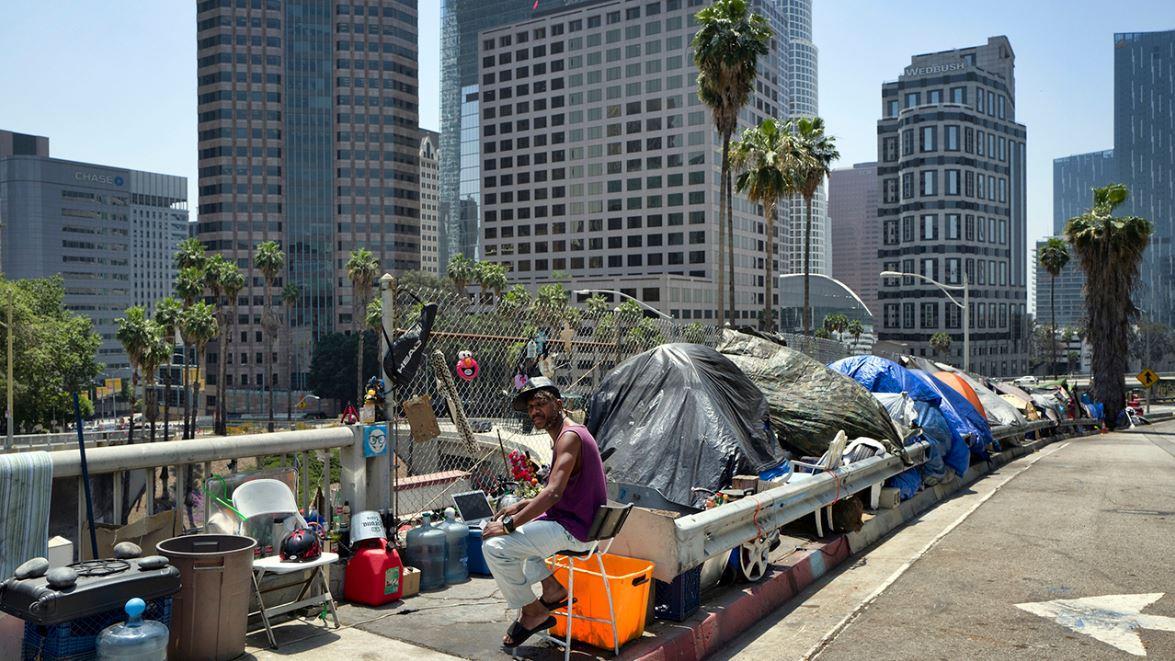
476, 0, 792, 323
1114, 30, 1174, 327
875, 37, 1029, 376
196, 0, 419, 402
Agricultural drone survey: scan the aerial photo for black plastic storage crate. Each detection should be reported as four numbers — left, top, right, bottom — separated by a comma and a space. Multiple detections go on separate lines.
21, 596, 172, 661
653, 565, 702, 622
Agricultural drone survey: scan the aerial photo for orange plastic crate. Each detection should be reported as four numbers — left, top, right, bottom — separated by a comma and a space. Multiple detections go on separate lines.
546, 552, 654, 650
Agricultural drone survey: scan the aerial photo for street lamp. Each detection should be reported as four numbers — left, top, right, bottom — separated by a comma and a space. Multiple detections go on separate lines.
573, 289, 672, 320
880, 270, 970, 372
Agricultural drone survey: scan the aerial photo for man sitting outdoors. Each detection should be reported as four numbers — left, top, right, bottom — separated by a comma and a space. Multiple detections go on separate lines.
481, 377, 607, 651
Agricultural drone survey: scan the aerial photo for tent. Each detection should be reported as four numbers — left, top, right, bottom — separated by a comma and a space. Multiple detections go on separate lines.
910, 370, 994, 459
993, 381, 1042, 420
935, 371, 987, 419
586, 343, 784, 509
951, 371, 1028, 429
874, 392, 947, 498
829, 356, 969, 477
716, 330, 902, 457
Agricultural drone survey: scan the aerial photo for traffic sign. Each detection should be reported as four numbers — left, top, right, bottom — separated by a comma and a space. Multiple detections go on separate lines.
1136, 368, 1160, 388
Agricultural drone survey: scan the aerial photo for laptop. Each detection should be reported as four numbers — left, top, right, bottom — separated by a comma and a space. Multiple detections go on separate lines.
451, 490, 496, 529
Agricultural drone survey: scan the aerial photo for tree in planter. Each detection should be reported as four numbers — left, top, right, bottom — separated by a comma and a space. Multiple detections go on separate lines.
115, 306, 150, 445
693, 0, 771, 325
1038, 237, 1070, 378
732, 118, 804, 331
930, 331, 953, 357
346, 248, 380, 405
794, 117, 840, 335
1064, 184, 1152, 427
253, 241, 285, 432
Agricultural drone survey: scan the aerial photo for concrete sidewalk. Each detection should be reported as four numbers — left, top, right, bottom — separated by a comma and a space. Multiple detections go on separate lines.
241, 422, 1108, 660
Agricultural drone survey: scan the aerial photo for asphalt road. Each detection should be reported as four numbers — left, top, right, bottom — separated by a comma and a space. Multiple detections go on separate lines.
717, 420, 1175, 660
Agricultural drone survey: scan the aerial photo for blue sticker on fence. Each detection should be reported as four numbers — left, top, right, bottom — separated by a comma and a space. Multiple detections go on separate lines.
364, 423, 388, 458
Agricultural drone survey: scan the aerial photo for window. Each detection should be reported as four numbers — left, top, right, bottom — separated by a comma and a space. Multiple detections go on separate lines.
919, 170, 937, 196
977, 216, 986, 242
904, 92, 920, 108
885, 304, 899, 329
950, 86, 966, 104
920, 126, 936, 152
945, 169, 960, 195
945, 125, 960, 151
886, 99, 899, 117
988, 133, 996, 159
921, 214, 938, 240
903, 303, 915, 329
965, 171, 975, 197
988, 175, 997, 201
998, 177, 1007, 203
965, 215, 975, 241
964, 127, 974, 153
884, 219, 899, 245
883, 136, 899, 162
883, 178, 899, 204
902, 216, 915, 242
988, 217, 997, 243
921, 257, 938, 282
927, 89, 942, 104
977, 174, 986, 200
976, 89, 985, 113
902, 129, 914, 156
946, 257, 961, 284
902, 173, 914, 200
998, 137, 1006, 161
946, 214, 960, 239
998, 219, 1007, 245
997, 95, 1006, 119
976, 130, 985, 157
987, 91, 995, 116
920, 302, 939, 329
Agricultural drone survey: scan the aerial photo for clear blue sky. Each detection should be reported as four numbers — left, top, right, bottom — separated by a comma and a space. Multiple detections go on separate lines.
1, 0, 1170, 251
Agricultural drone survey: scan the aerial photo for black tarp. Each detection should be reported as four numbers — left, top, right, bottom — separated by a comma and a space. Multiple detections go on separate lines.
586, 343, 783, 509
717, 331, 902, 457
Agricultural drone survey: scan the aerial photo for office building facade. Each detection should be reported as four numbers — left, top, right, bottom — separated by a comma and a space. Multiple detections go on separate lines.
195, 0, 420, 400
829, 162, 879, 317
419, 129, 441, 274
875, 37, 1029, 376
1114, 30, 1174, 327
0, 130, 188, 378
477, 0, 793, 322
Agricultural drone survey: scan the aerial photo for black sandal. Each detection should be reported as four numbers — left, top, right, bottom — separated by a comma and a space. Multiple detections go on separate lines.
503, 615, 556, 650
540, 595, 576, 611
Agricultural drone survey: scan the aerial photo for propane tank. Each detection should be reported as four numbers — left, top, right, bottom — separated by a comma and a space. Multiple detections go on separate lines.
403, 511, 447, 591
439, 507, 470, 584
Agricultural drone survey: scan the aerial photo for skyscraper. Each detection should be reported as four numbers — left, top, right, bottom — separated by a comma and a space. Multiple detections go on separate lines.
438, 0, 591, 270
875, 37, 1029, 376
419, 129, 441, 275
0, 129, 188, 378
829, 162, 879, 316
195, 0, 419, 399
778, 0, 829, 278
1113, 30, 1174, 327
477, 0, 791, 323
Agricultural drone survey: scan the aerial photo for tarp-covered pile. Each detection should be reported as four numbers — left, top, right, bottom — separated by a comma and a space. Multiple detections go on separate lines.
587, 343, 784, 509
716, 330, 902, 457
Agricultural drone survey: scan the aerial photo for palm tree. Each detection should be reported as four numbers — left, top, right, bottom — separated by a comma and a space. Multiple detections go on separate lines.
847, 319, 864, 348
693, 0, 771, 326
180, 302, 218, 437
1064, 184, 1153, 428
253, 241, 285, 432
212, 260, 244, 435
823, 313, 849, 342
793, 117, 840, 335
153, 297, 182, 441
174, 267, 205, 438
282, 283, 300, 425
446, 253, 476, 295
1039, 237, 1070, 378
732, 118, 803, 331
346, 248, 380, 404
140, 322, 172, 446
476, 261, 508, 303
175, 237, 207, 273
115, 307, 150, 445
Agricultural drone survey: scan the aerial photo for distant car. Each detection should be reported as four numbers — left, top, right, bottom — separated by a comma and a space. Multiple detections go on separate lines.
301, 411, 329, 420
1014, 376, 1039, 387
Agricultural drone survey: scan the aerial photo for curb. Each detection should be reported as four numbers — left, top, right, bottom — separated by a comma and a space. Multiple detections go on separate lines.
626, 537, 850, 660
624, 423, 1105, 660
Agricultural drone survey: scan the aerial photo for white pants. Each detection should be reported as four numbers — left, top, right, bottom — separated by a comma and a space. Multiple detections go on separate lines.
482, 520, 592, 609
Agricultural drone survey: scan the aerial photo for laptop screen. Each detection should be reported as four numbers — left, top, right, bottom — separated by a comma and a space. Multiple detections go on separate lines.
451, 490, 495, 523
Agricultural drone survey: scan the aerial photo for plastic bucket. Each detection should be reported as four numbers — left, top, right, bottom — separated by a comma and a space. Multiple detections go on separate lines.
157, 534, 256, 661
547, 552, 654, 650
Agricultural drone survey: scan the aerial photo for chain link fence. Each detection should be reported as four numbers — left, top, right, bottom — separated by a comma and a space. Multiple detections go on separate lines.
384, 282, 851, 516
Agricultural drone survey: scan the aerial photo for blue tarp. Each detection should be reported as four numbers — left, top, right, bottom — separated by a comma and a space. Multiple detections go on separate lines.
829, 356, 968, 477
909, 369, 995, 460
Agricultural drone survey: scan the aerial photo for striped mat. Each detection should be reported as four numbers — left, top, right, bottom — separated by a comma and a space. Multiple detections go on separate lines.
0, 451, 52, 578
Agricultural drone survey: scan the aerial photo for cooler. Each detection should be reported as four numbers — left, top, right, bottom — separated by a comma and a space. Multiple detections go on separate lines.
465, 528, 491, 576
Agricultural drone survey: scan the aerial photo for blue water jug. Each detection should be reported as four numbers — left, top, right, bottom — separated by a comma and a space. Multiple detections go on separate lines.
96, 598, 169, 660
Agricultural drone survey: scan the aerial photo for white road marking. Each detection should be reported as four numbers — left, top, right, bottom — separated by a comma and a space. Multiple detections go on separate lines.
807, 441, 1069, 659
1016, 593, 1175, 657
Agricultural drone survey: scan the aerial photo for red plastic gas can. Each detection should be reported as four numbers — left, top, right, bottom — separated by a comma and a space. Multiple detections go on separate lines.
344, 538, 404, 605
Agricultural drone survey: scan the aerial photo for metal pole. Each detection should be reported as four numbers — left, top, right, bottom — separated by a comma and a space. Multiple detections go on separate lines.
962, 272, 970, 373
380, 274, 397, 517
6, 288, 13, 450
73, 392, 100, 559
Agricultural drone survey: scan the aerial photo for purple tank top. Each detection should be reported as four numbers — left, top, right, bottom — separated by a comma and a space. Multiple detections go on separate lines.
542, 422, 607, 542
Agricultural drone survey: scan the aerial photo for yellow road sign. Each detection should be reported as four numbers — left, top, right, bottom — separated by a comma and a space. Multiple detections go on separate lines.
1137, 368, 1160, 388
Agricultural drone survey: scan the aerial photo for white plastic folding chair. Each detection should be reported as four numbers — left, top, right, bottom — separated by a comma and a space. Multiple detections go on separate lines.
790, 430, 850, 536
535, 503, 634, 661
232, 478, 340, 649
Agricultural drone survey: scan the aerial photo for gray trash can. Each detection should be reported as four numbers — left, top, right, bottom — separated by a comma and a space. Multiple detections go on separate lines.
157, 534, 256, 660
